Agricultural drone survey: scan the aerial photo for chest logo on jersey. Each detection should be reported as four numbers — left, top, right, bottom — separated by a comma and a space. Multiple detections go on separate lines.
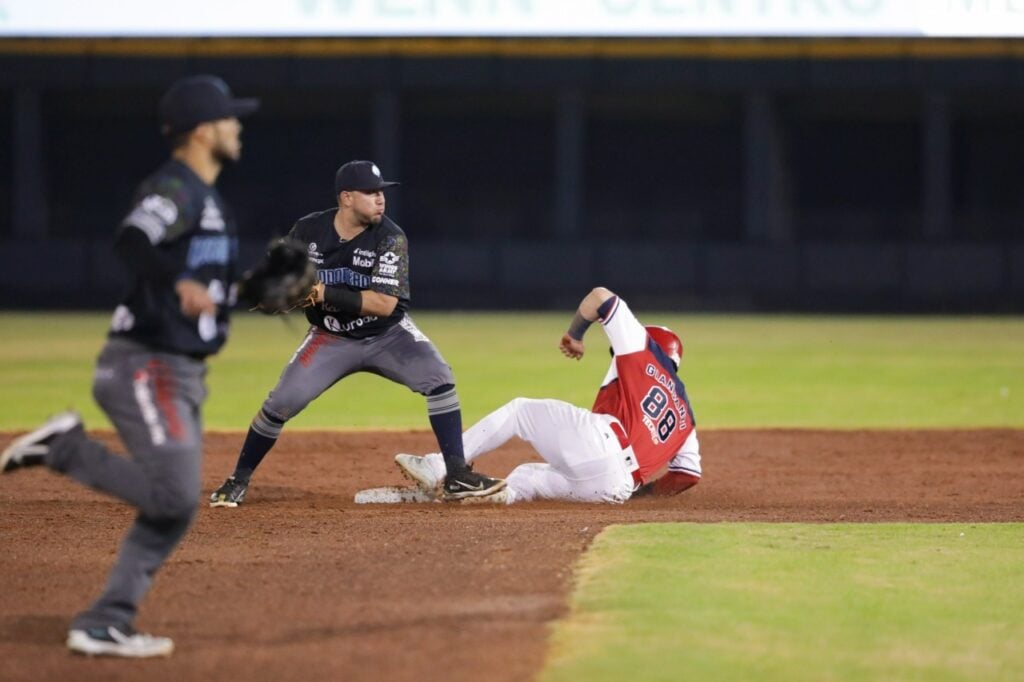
352, 247, 376, 268
323, 314, 379, 334
186, 235, 232, 270
307, 242, 324, 265
320, 267, 369, 289
200, 197, 226, 232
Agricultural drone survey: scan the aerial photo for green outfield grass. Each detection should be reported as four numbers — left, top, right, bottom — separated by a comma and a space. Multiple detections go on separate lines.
542, 523, 1024, 682
0, 311, 1020, 430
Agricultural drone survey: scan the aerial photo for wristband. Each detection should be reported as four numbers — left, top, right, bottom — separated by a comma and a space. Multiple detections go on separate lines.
323, 287, 363, 315
567, 312, 593, 341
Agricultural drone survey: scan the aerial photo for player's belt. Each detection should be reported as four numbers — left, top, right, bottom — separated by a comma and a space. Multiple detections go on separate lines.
609, 419, 629, 449
608, 419, 640, 475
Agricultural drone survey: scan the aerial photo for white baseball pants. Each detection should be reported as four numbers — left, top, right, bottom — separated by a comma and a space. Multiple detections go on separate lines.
424, 397, 637, 504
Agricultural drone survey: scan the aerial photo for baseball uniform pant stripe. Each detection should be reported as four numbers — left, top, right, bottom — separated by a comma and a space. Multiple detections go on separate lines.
250, 408, 285, 439
149, 359, 184, 441
426, 387, 460, 415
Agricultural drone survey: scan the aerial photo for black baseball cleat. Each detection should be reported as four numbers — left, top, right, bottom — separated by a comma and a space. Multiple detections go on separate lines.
209, 476, 249, 508
442, 465, 506, 501
1, 410, 82, 473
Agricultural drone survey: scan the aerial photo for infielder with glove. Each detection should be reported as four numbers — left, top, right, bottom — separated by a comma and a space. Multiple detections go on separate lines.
396, 287, 702, 504
210, 160, 505, 507
0, 76, 258, 657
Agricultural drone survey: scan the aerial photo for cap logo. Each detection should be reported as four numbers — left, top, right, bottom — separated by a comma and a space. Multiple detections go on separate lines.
371, 164, 382, 178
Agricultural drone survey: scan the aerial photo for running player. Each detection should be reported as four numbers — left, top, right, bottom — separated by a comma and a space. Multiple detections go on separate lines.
395, 287, 702, 504
0, 75, 258, 656
209, 160, 505, 506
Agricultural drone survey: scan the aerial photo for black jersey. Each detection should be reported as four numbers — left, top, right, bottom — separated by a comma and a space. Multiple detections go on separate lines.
110, 159, 238, 357
288, 208, 410, 339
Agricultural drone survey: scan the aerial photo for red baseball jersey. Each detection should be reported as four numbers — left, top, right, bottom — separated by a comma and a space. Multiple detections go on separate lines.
590, 297, 698, 485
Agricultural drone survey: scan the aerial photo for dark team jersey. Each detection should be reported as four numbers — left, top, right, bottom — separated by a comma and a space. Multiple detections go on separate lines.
109, 159, 238, 358
288, 208, 410, 339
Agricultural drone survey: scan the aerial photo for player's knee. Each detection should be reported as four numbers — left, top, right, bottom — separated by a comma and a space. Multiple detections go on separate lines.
263, 390, 309, 425
145, 485, 199, 520
143, 469, 200, 519
505, 396, 528, 412
507, 396, 545, 412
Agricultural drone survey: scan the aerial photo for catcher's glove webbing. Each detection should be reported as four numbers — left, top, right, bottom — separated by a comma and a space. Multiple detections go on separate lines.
238, 238, 319, 315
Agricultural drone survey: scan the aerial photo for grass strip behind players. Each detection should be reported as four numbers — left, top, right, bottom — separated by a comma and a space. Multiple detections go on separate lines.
0, 312, 1021, 430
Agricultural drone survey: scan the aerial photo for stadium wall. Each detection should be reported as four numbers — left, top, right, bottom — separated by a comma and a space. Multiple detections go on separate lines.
1, 39, 1021, 311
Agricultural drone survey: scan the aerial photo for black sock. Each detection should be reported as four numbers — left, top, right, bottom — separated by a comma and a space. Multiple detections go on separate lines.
234, 414, 282, 481
427, 385, 467, 474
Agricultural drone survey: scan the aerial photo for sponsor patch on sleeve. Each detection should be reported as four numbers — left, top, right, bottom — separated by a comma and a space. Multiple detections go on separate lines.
124, 194, 179, 244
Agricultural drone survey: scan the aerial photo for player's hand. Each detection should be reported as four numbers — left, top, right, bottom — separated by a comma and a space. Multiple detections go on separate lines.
311, 281, 326, 305
559, 334, 585, 360
175, 279, 216, 318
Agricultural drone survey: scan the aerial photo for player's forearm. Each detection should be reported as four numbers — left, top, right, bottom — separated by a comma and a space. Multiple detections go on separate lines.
360, 291, 398, 316
319, 287, 396, 316
652, 471, 700, 496
634, 472, 700, 498
568, 287, 617, 340
114, 226, 180, 283
578, 286, 615, 321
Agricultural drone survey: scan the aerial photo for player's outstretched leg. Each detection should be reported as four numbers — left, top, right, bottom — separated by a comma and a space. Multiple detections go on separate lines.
210, 407, 285, 507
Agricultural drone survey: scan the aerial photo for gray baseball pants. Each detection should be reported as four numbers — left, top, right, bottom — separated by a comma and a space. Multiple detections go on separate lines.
46, 337, 206, 631
260, 317, 454, 423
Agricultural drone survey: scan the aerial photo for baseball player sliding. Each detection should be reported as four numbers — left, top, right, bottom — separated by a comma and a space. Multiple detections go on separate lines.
396, 287, 702, 504
210, 160, 505, 507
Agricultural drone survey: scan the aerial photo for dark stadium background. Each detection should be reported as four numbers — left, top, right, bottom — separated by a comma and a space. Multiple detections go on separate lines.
1, 39, 1021, 311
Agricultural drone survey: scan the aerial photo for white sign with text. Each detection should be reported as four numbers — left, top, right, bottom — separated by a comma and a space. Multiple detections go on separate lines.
0, 0, 1022, 37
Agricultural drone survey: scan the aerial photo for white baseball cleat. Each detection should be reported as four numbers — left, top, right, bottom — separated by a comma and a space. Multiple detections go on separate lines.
67, 626, 174, 658
459, 488, 511, 505
1, 410, 82, 473
394, 453, 442, 495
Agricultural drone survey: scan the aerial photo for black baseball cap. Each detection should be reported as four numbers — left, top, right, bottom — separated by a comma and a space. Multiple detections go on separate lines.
159, 75, 260, 136
334, 160, 400, 195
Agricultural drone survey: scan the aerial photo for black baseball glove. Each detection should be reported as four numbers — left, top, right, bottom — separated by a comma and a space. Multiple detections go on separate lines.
238, 237, 319, 315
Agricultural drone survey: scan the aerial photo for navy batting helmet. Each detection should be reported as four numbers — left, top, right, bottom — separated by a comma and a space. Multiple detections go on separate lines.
646, 325, 682, 368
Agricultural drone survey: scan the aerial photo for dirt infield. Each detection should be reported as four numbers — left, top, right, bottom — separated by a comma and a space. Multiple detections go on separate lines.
1, 428, 1021, 681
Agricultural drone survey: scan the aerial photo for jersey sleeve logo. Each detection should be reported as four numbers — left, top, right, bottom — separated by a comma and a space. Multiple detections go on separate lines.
377, 251, 400, 276
124, 194, 178, 244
